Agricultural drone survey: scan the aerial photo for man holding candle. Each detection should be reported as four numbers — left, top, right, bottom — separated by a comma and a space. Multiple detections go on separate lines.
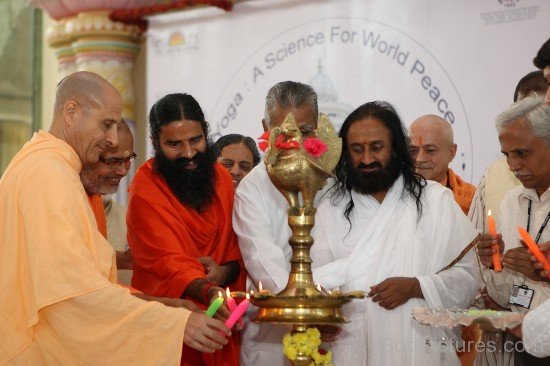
476, 95, 550, 364
127, 93, 246, 366
409, 114, 476, 215
310, 101, 481, 365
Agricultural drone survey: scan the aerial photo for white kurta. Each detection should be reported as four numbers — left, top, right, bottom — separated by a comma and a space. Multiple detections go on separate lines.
233, 164, 332, 366
311, 177, 481, 365
523, 298, 550, 358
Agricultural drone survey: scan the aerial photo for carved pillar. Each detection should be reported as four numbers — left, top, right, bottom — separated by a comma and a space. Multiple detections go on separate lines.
45, 11, 142, 204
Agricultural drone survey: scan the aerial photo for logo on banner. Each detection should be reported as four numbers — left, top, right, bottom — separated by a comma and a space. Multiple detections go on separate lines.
481, 0, 539, 25
150, 28, 199, 54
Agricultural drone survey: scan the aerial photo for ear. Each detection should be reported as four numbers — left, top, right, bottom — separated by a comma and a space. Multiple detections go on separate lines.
63, 100, 78, 126
262, 119, 268, 132
449, 143, 457, 162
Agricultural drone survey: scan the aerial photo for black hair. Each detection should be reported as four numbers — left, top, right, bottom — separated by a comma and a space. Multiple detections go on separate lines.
331, 101, 426, 223
513, 70, 548, 102
214, 134, 261, 167
149, 93, 209, 147
533, 37, 550, 69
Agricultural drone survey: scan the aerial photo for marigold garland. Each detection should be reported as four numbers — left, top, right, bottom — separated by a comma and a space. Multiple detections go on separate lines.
282, 328, 332, 366
109, 0, 233, 31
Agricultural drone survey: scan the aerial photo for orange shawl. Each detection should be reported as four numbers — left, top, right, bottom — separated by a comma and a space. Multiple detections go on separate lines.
127, 159, 245, 366
443, 169, 477, 216
87, 194, 107, 238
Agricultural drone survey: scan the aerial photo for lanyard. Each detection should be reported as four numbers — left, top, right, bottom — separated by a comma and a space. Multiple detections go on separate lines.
527, 200, 550, 244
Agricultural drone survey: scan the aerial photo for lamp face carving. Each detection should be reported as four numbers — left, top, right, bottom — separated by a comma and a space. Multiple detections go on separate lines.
250, 113, 363, 365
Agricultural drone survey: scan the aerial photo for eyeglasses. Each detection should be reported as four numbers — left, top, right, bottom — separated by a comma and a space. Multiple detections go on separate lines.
99, 153, 137, 168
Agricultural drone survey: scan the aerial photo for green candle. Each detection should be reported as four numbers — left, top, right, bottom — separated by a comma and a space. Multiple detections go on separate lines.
205, 292, 224, 317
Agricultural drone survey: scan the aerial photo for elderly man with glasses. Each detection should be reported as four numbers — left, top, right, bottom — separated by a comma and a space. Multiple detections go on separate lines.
80, 119, 136, 274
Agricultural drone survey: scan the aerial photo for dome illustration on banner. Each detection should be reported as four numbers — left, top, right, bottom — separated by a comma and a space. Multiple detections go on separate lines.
309, 60, 354, 132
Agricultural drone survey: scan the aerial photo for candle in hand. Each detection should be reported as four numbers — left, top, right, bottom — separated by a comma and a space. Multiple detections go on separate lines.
205, 291, 224, 317
487, 210, 502, 272
517, 226, 550, 276
224, 293, 250, 329
225, 287, 237, 313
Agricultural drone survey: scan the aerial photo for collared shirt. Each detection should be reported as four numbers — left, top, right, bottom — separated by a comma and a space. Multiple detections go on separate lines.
483, 186, 550, 313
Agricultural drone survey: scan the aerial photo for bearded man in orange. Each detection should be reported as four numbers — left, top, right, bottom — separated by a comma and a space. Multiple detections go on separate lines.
409, 114, 476, 214
127, 93, 246, 366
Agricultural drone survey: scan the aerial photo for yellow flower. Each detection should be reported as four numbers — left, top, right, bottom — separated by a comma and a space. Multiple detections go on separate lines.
282, 328, 332, 365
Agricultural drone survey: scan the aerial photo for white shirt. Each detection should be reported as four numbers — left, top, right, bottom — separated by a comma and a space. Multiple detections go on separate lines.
233, 164, 332, 366
483, 186, 550, 313
523, 298, 550, 357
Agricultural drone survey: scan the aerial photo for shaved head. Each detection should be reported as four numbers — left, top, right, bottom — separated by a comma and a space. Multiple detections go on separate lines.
410, 115, 454, 146
54, 71, 119, 116
409, 114, 457, 183
49, 71, 123, 164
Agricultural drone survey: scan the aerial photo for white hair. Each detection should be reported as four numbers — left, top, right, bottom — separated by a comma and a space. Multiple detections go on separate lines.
495, 95, 550, 142
264, 81, 318, 127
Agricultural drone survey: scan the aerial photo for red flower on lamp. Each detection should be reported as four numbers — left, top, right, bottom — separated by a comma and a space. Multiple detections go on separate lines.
257, 131, 328, 159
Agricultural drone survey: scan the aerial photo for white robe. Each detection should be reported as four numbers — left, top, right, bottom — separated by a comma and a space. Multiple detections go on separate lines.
233, 164, 332, 366
311, 176, 481, 365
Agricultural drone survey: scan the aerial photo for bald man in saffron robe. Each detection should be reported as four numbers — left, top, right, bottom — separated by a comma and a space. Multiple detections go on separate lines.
127, 93, 246, 366
0, 72, 230, 365
409, 114, 477, 214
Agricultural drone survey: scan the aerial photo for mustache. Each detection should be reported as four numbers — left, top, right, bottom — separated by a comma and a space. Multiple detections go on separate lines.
358, 162, 382, 170
172, 157, 199, 169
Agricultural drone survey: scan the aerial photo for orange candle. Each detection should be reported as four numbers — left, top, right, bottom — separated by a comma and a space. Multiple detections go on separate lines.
487, 210, 502, 272
517, 226, 550, 275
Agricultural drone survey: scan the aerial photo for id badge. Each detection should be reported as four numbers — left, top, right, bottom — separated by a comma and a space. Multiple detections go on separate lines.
509, 285, 534, 309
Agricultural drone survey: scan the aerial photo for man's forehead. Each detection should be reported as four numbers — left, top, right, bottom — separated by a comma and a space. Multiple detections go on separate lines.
271, 105, 316, 125
103, 148, 134, 159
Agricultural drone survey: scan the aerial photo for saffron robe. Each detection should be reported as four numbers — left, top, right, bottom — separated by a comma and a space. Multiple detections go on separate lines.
0, 131, 190, 365
88, 194, 107, 237
127, 159, 246, 366
442, 168, 477, 215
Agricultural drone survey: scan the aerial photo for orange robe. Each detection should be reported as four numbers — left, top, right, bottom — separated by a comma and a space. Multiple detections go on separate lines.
127, 159, 246, 366
442, 168, 477, 215
88, 194, 107, 237
0, 131, 189, 365
442, 169, 478, 366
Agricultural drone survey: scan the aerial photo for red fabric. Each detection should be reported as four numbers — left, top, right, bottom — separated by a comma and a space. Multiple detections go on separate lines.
127, 159, 245, 366
87, 194, 107, 238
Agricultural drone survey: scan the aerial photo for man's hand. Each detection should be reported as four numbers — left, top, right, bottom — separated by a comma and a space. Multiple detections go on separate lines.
503, 245, 545, 281
507, 323, 523, 339
183, 313, 230, 353
316, 324, 342, 342
476, 233, 504, 269
368, 277, 423, 310
198, 257, 228, 286
115, 248, 133, 270
529, 242, 550, 281
207, 286, 233, 323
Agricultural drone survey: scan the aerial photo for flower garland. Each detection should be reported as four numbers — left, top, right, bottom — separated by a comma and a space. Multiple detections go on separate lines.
109, 0, 233, 31
258, 131, 328, 158
282, 328, 332, 366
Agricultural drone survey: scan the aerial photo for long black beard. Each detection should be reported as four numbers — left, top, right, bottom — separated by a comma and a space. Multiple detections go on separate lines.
347, 153, 402, 195
153, 145, 217, 212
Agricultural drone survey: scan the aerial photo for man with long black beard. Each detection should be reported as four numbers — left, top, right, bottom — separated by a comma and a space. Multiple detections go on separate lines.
310, 101, 481, 366
126, 93, 246, 366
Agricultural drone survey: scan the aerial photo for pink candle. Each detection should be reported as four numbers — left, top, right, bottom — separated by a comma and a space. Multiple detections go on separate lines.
226, 287, 237, 312
224, 293, 250, 329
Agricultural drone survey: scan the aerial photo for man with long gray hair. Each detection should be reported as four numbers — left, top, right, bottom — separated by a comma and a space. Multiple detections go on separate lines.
233, 81, 332, 365
477, 95, 550, 364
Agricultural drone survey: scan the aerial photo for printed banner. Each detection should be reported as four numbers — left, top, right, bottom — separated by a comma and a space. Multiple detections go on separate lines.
147, 0, 549, 183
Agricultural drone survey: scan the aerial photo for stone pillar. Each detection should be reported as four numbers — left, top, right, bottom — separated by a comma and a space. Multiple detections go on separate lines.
45, 11, 142, 204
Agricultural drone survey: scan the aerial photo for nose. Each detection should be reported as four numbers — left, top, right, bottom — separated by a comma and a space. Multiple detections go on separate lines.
114, 163, 129, 176
181, 142, 196, 159
106, 126, 118, 147
416, 148, 428, 163
506, 155, 521, 172
229, 163, 241, 177
360, 150, 376, 166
